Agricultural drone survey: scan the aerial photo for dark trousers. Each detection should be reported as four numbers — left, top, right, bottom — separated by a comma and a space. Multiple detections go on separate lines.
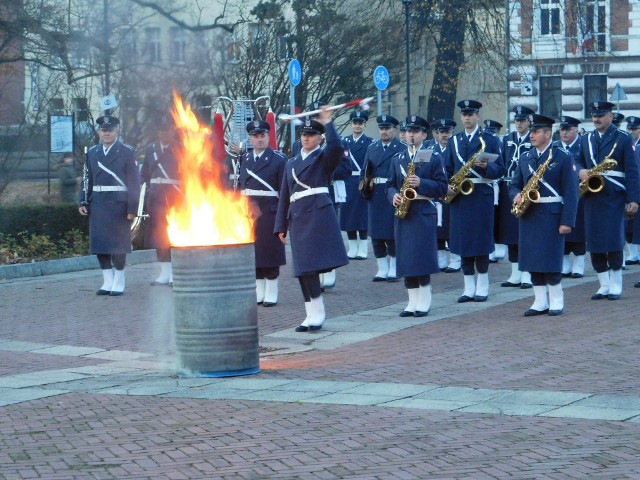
97, 254, 126, 270
461, 255, 490, 275
372, 238, 396, 258
257, 267, 280, 280
298, 274, 322, 301
347, 230, 368, 240
404, 275, 431, 288
591, 251, 623, 273
530, 272, 562, 286
157, 248, 171, 262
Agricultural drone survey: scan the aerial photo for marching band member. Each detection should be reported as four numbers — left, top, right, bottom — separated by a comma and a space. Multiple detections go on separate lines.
509, 114, 578, 316
575, 101, 640, 300
498, 106, 534, 288
239, 120, 287, 306
557, 116, 586, 278
78, 115, 140, 296
624, 115, 640, 269
386, 115, 448, 317
431, 119, 460, 272
360, 115, 402, 282
140, 116, 181, 286
275, 108, 349, 332
341, 111, 373, 260
444, 100, 504, 303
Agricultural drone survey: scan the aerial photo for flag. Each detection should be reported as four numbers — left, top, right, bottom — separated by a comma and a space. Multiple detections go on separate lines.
581, 31, 595, 52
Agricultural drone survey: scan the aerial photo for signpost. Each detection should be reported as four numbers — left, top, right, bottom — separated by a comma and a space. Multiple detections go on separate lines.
610, 82, 627, 112
288, 59, 301, 153
373, 65, 390, 116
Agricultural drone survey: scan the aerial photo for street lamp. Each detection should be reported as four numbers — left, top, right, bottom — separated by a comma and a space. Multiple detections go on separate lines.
402, 0, 411, 115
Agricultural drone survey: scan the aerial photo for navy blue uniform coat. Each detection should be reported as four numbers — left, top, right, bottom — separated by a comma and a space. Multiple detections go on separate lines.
340, 133, 372, 230
431, 143, 451, 241
385, 148, 449, 277
444, 130, 505, 256
509, 145, 579, 272
79, 140, 140, 254
239, 147, 287, 268
575, 126, 640, 252
558, 137, 585, 244
140, 143, 181, 250
497, 132, 532, 245
274, 123, 349, 276
361, 137, 403, 240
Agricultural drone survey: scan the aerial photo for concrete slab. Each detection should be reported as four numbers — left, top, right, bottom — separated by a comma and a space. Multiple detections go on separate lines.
85, 350, 155, 361
382, 398, 477, 411
572, 394, 640, 410
491, 390, 592, 406
456, 403, 558, 417
0, 387, 69, 406
31, 345, 106, 357
302, 392, 399, 406
270, 379, 366, 393
340, 382, 439, 397
414, 386, 507, 402
0, 370, 87, 388
540, 405, 640, 421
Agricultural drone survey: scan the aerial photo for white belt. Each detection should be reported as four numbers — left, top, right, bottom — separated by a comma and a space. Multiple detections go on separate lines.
93, 186, 127, 192
468, 178, 495, 184
290, 187, 329, 203
150, 178, 180, 185
373, 177, 387, 184
532, 196, 564, 203
603, 170, 625, 178
241, 189, 279, 198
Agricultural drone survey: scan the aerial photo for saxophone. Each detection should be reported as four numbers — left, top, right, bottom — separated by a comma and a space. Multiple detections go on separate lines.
511, 148, 554, 218
578, 141, 618, 198
441, 136, 486, 204
395, 142, 417, 219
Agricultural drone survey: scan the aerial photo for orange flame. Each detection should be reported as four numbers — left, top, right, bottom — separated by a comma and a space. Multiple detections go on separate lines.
167, 93, 255, 247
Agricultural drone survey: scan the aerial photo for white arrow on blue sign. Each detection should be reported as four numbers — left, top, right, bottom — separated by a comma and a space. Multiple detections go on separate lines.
373, 65, 389, 91
289, 59, 302, 87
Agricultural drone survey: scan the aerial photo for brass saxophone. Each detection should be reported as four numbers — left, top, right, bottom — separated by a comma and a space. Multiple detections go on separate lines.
578, 142, 618, 198
441, 136, 486, 204
395, 141, 417, 219
511, 148, 554, 218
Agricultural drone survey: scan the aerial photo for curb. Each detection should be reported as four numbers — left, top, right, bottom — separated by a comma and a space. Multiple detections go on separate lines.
0, 249, 157, 281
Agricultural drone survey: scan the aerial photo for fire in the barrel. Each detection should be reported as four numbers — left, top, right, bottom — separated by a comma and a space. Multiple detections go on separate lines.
167, 93, 254, 247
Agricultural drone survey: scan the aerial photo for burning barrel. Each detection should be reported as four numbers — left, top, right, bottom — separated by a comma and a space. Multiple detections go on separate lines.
172, 243, 259, 377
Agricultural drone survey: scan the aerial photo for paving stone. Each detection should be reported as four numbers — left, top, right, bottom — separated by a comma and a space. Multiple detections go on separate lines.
491, 390, 592, 406
0, 387, 69, 406
456, 403, 558, 416
302, 393, 400, 406
339, 382, 439, 397
0, 371, 87, 388
572, 394, 640, 410
381, 398, 477, 411
540, 406, 640, 421
414, 386, 507, 402
31, 345, 105, 357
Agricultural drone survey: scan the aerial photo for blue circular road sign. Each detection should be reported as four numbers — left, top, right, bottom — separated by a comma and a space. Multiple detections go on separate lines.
288, 59, 302, 87
373, 65, 389, 91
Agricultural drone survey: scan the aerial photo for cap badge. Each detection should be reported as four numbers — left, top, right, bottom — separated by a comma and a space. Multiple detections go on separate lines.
594, 102, 599, 109
382, 115, 387, 121
411, 115, 416, 122
253, 121, 260, 128
305, 119, 311, 127
104, 117, 110, 124
529, 114, 534, 122
516, 106, 522, 114
464, 100, 470, 107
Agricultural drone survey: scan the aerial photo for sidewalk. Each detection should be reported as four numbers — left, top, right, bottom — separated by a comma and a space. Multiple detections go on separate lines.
2, 250, 640, 479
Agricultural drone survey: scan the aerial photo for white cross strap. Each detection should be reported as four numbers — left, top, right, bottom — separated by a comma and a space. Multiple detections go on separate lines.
290, 187, 329, 203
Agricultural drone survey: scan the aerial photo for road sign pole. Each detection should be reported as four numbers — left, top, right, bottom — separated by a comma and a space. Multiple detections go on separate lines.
290, 85, 295, 154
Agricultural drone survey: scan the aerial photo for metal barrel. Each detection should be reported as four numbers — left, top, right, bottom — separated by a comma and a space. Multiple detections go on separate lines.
172, 244, 259, 377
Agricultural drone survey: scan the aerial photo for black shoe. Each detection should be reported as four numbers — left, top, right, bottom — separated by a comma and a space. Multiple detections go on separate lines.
309, 325, 322, 331
150, 281, 170, 286
524, 308, 549, 317
474, 295, 487, 302
591, 292, 607, 300
372, 276, 387, 282
386, 276, 400, 282
570, 273, 584, 278
414, 310, 429, 317
608, 294, 621, 300
96, 289, 110, 296
635, 281, 640, 288
444, 267, 460, 273
355, 256, 367, 260
399, 310, 414, 317
458, 295, 474, 303
501, 281, 521, 287
521, 283, 533, 289
262, 301, 277, 307
562, 272, 571, 278
626, 259, 640, 265
109, 291, 124, 296
548, 309, 563, 316
295, 325, 309, 332
489, 259, 498, 263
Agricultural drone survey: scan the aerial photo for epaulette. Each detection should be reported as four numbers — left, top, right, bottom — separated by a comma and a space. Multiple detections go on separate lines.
122, 143, 135, 151
272, 150, 287, 159
89, 145, 101, 153
616, 128, 631, 137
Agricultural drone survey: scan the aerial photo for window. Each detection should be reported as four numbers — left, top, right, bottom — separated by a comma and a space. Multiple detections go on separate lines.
248, 24, 267, 58
223, 32, 240, 64
144, 27, 161, 63
170, 27, 187, 64
540, 0, 561, 36
122, 29, 137, 62
276, 34, 290, 62
194, 95, 212, 124
539, 76, 562, 118
387, 91, 397, 116
584, 75, 607, 113
580, 0, 607, 52
50, 98, 64, 115
73, 98, 88, 122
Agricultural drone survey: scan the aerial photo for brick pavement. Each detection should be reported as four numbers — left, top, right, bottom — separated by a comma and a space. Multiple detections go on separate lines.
2, 248, 640, 479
